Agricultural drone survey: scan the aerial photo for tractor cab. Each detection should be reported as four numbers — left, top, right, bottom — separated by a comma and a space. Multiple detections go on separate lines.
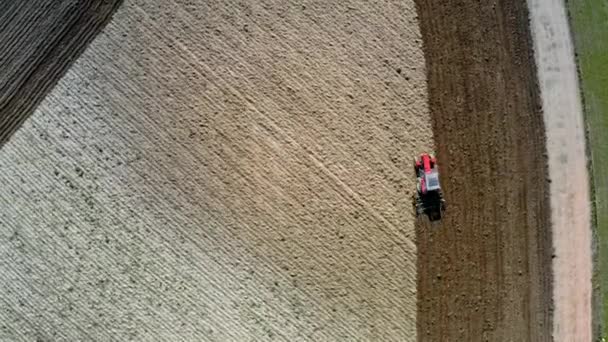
424, 170, 441, 192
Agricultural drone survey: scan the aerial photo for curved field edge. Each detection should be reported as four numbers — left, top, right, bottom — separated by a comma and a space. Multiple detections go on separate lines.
414, 1, 552, 340
0, 0, 123, 149
567, 0, 608, 339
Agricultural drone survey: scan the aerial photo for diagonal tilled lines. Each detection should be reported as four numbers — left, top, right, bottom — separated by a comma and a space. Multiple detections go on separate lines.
0, 295, 57, 341
126, 3, 420, 332
127, 0, 420, 320
218, 11, 419, 198
0, 2, 74, 127
131, 0, 416, 296
3, 96, 256, 339
1, 139, 218, 339
60, 51, 354, 340
0, 3, 49, 77
33, 53, 338, 339
235, 1, 428, 167
175, 0, 425, 194
1, 157, 196, 340
0, 0, 122, 147
73, 7, 414, 336
4, 99, 285, 340
65, 50, 344, 340
188, 1, 428, 233
0, 0, 427, 338
0, 305, 35, 340
0, 240, 100, 340
2, 142, 256, 340
160, 9, 420, 275
148, 2, 418, 252
280, 0, 425, 65
0, 2, 64, 105
259, 0, 427, 116
0, 261, 71, 341
195, 0, 430, 227
1, 191, 116, 342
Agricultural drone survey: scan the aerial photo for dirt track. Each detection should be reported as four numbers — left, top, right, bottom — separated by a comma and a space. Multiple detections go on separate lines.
0, 1, 431, 340
415, 1, 553, 340
528, 0, 592, 339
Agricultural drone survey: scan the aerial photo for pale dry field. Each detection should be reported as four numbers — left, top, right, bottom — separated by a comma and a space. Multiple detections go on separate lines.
0, 1, 432, 341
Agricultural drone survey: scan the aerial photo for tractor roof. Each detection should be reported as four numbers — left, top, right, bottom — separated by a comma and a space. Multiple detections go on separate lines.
425, 170, 441, 191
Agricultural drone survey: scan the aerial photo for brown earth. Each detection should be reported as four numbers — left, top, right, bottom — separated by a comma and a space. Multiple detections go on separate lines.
414, 1, 553, 341
0, 0, 431, 340
0, 0, 122, 148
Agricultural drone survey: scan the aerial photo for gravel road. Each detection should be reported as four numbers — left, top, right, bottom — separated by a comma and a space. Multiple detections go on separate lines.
527, 0, 593, 339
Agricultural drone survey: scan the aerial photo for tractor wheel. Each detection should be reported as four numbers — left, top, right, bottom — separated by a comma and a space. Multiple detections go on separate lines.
413, 196, 424, 216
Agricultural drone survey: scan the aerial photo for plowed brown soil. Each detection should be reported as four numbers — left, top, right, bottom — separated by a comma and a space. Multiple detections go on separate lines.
0, 0, 122, 148
414, 1, 553, 341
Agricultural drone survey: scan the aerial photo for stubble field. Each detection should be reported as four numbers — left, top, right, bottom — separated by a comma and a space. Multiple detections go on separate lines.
0, 0, 432, 340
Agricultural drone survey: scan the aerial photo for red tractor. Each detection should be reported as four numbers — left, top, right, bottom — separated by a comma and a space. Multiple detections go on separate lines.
414, 152, 446, 221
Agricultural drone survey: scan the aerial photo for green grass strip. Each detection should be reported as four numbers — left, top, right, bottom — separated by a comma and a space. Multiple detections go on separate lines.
567, 0, 608, 339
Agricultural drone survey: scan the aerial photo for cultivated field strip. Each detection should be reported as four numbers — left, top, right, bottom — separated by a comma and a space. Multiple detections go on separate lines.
0, 0, 122, 148
414, 0, 552, 340
0, 1, 431, 341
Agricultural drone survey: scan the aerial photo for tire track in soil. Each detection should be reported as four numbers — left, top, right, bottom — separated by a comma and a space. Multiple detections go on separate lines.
414, 1, 553, 341
0, 0, 122, 149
